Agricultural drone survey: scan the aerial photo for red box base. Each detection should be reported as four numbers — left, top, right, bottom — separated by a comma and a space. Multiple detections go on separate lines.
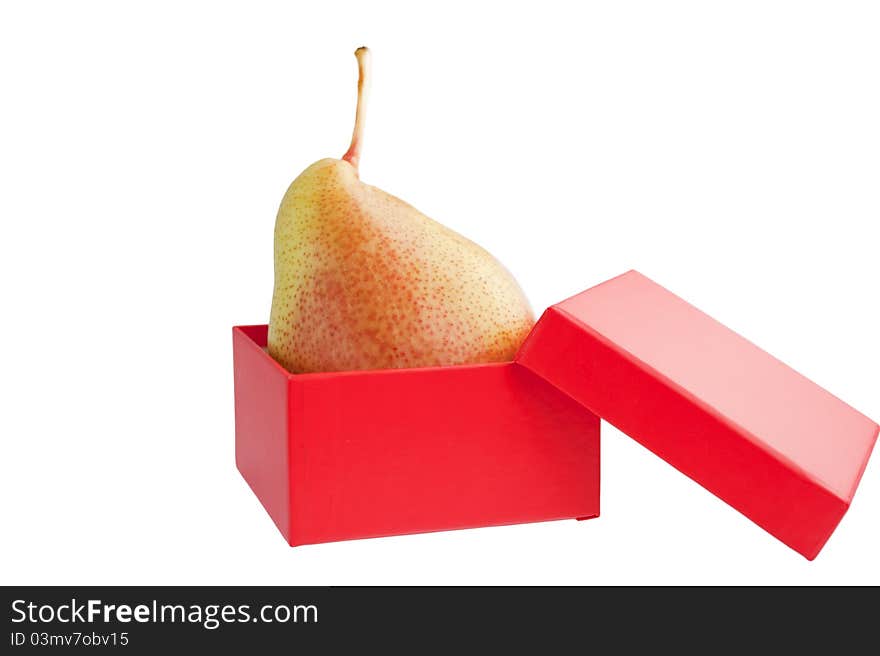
233, 325, 600, 546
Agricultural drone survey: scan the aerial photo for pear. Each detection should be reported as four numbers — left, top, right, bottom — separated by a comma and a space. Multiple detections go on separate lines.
268, 47, 534, 373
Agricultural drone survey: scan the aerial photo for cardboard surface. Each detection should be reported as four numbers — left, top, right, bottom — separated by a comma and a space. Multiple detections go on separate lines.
233, 325, 600, 546
517, 270, 878, 559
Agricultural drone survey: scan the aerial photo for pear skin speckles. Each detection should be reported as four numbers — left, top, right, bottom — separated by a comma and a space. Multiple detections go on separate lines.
268, 158, 535, 373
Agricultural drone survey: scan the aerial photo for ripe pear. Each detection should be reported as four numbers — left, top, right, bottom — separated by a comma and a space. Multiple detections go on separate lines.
268, 47, 534, 373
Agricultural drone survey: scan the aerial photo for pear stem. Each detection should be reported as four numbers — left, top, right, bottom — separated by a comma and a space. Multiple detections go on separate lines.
342, 47, 371, 172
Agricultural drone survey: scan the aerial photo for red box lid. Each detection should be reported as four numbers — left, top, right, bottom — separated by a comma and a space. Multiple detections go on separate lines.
516, 270, 878, 559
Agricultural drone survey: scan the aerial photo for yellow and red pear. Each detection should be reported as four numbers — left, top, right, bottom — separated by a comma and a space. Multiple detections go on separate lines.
268, 47, 534, 373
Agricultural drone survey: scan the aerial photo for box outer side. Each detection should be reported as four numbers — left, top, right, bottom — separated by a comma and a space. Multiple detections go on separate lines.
233, 326, 292, 542
517, 306, 854, 560
287, 361, 600, 546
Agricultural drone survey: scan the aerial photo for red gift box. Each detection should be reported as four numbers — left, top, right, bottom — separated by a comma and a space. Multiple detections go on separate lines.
234, 271, 877, 557
232, 325, 600, 546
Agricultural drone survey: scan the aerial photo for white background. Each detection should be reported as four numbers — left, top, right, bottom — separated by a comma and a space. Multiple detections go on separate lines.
1, 1, 878, 585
